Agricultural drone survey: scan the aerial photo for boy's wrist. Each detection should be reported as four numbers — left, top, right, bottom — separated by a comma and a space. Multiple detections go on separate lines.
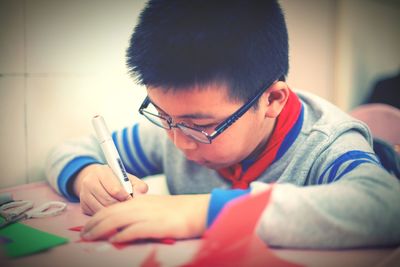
183, 194, 211, 238
58, 156, 99, 202
197, 194, 211, 235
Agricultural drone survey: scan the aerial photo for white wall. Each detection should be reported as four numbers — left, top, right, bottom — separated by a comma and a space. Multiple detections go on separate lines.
335, 0, 400, 110
280, 0, 336, 102
0, 0, 399, 188
0, 0, 148, 187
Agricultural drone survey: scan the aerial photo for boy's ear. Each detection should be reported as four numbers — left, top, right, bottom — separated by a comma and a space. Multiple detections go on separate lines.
262, 81, 289, 118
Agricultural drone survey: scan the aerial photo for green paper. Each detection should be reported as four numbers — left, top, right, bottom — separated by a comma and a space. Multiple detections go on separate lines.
0, 217, 68, 258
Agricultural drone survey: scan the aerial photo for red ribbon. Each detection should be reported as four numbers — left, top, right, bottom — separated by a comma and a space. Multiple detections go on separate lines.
218, 89, 302, 189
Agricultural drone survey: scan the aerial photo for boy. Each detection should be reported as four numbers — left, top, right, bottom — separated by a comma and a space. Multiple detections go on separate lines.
46, 0, 400, 248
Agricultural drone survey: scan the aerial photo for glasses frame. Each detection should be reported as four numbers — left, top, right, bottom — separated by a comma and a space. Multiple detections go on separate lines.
138, 77, 281, 144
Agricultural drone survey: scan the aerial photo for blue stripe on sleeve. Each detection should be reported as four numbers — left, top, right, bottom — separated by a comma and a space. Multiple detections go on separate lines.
58, 156, 99, 202
121, 127, 146, 177
326, 152, 379, 183
333, 159, 371, 182
207, 188, 250, 228
317, 150, 381, 184
132, 124, 159, 175
112, 130, 146, 178
327, 153, 354, 183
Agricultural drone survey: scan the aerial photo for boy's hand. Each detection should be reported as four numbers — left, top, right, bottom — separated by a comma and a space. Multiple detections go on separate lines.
81, 194, 210, 243
73, 164, 148, 215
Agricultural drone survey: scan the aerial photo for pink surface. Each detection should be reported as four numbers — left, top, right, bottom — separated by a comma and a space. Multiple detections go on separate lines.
0, 182, 397, 267
350, 103, 400, 145
0, 182, 188, 267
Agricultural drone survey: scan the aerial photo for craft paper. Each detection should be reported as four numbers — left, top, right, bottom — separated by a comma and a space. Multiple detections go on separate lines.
141, 248, 160, 267
180, 187, 302, 267
0, 218, 68, 258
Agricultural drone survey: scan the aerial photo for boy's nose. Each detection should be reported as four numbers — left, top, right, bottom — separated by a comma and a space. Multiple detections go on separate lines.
172, 128, 198, 150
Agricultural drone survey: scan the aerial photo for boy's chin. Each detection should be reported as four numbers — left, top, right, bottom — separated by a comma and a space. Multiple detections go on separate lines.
192, 160, 233, 170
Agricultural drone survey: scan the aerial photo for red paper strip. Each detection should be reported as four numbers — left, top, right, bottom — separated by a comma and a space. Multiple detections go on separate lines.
68, 226, 83, 232
141, 247, 160, 267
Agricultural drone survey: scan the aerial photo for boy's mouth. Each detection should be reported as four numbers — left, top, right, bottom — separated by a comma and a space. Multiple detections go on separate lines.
187, 158, 225, 170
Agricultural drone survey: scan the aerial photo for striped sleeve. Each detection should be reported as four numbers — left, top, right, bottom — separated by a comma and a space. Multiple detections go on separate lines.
111, 123, 163, 178
57, 156, 100, 202
317, 150, 382, 184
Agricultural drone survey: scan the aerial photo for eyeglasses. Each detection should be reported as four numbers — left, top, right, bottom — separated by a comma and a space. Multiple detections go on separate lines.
138, 79, 279, 144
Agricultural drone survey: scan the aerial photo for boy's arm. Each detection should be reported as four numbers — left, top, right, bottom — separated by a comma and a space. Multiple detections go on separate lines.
45, 134, 103, 202
259, 131, 400, 248
256, 165, 400, 248
207, 131, 400, 249
45, 122, 164, 202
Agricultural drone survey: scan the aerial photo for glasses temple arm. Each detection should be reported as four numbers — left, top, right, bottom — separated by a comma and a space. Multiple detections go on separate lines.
210, 88, 267, 139
139, 96, 150, 112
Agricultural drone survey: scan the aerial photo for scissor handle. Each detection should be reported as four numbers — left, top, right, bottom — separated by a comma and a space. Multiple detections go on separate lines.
0, 200, 33, 220
26, 201, 67, 218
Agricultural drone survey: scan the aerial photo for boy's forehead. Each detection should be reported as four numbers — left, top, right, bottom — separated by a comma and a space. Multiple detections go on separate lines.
146, 84, 241, 117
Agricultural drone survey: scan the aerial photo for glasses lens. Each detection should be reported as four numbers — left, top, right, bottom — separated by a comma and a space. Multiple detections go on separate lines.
140, 101, 172, 129
141, 110, 170, 129
177, 125, 211, 144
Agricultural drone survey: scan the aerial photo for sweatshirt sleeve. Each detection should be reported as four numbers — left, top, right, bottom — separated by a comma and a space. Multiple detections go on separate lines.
254, 131, 400, 249
45, 122, 165, 201
207, 188, 250, 227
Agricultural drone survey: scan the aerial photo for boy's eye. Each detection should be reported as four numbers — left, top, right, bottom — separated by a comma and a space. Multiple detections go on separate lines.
192, 123, 216, 129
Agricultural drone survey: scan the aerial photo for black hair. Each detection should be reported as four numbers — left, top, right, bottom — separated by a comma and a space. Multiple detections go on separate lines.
126, 0, 288, 103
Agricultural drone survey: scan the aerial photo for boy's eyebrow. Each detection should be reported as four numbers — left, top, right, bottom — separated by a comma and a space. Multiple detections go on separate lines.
175, 113, 216, 119
148, 96, 217, 120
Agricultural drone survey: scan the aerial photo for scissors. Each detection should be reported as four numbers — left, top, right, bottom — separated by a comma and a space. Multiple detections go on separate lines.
0, 200, 67, 229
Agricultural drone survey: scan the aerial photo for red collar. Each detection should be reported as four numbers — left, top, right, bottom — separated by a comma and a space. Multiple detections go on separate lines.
217, 89, 302, 189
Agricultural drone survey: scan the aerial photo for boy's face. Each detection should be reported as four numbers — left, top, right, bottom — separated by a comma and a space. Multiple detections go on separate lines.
146, 84, 275, 169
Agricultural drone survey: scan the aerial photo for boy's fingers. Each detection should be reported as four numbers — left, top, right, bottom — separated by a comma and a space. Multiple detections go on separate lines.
82, 207, 134, 240
109, 187, 131, 202
80, 193, 104, 216
83, 200, 130, 232
133, 181, 148, 195
82, 208, 111, 236
91, 186, 118, 207
90, 180, 120, 206
129, 175, 148, 194
108, 222, 169, 243
81, 201, 95, 216
109, 224, 149, 243
99, 167, 130, 201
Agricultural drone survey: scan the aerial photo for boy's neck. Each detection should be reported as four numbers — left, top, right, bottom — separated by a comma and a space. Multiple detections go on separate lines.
244, 118, 277, 162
